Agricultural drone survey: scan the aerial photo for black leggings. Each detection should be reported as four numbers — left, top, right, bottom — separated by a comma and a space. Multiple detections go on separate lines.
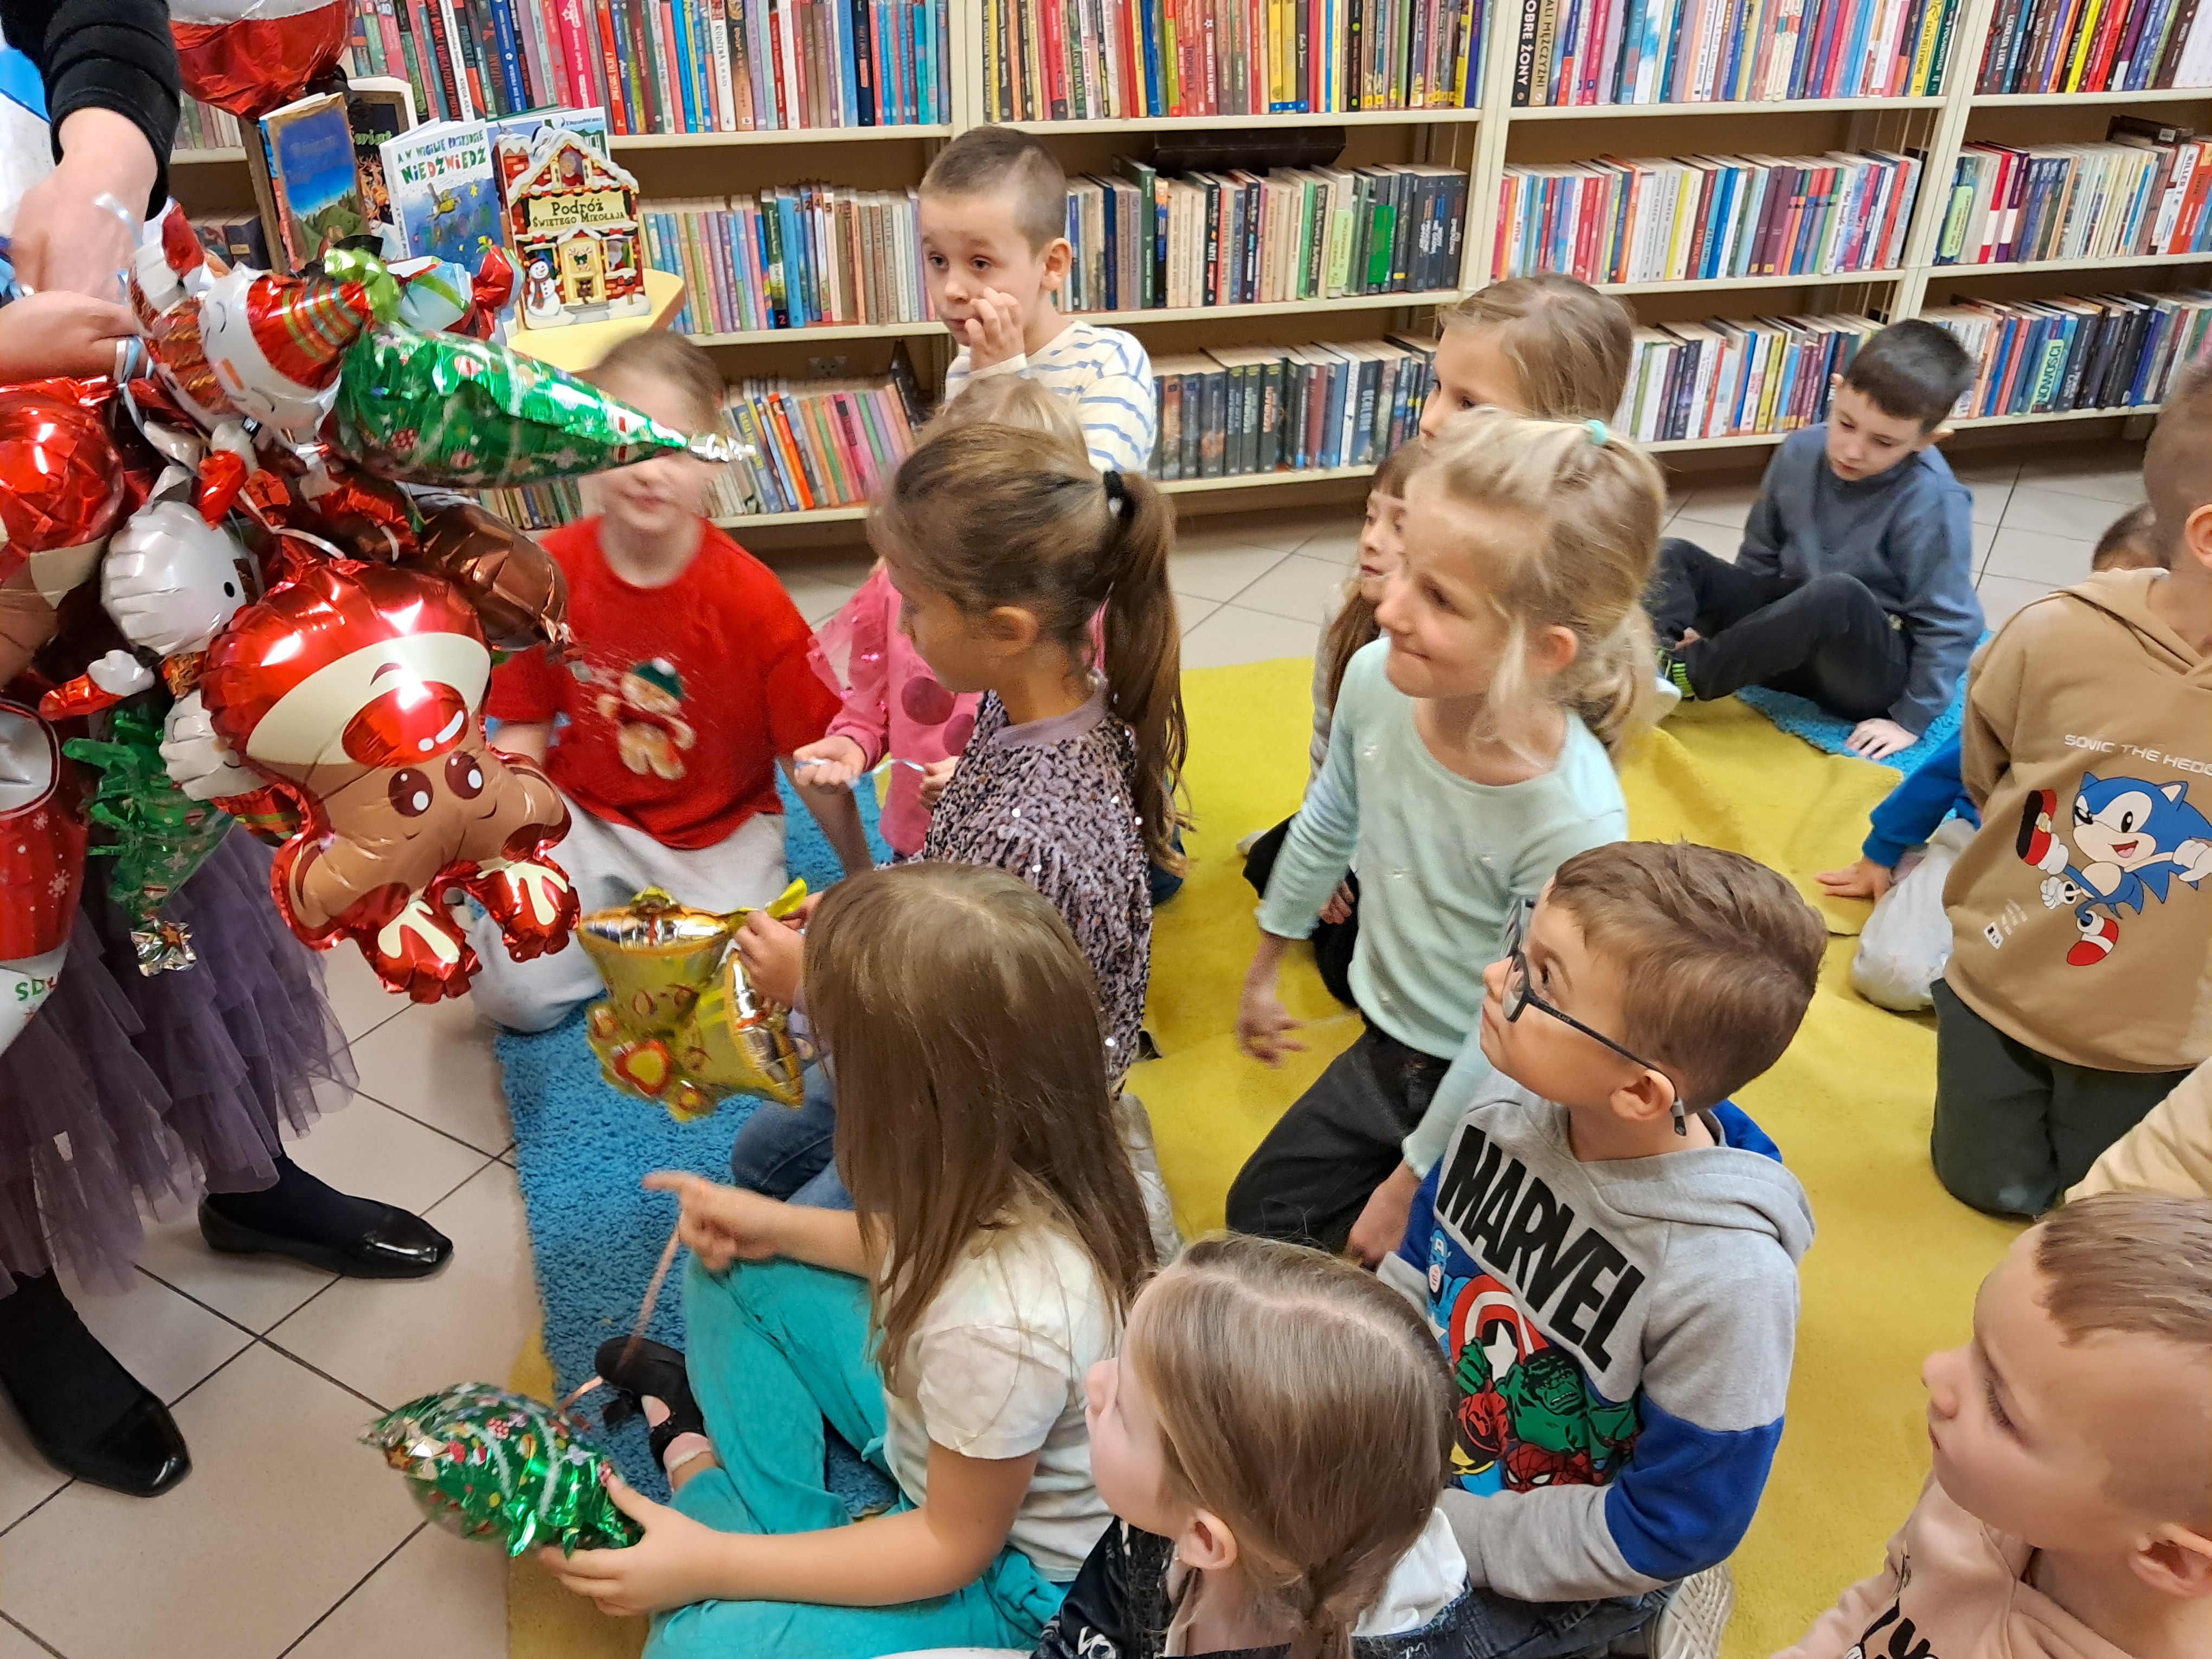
1648, 537, 1909, 722
1242, 814, 1358, 1008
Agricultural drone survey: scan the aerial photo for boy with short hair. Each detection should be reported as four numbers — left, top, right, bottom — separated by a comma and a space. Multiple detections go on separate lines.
2094, 499, 2164, 571
472, 332, 843, 1032
1382, 840, 1826, 1656
919, 124, 1155, 473
1782, 1192, 2212, 1659
1932, 358, 2212, 1218
1651, 319, 1984, 762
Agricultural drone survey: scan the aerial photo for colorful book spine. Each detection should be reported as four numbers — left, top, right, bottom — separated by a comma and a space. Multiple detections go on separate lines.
639, 187, 933, 332
1147, 337, 1435, 480
1922, 288, 2212, 416
1976, 0, 2212, 88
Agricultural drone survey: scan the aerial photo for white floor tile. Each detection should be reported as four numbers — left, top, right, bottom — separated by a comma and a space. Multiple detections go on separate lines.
1669, 480, 1762, 535
2012, 445, 2146, 504
132, 1211, 335, 1340
1168, 540, 1290, 604
1179, 605, 1322, 670
2000, 482, 2142, 544
1177, 598, 1221, 636
0, 1617, 57, 1658
285, 1525, 507, 1659
350, 995, 512, 1158
1977, 573, 2055, 630
783, 577, 861, 628
265, 1161, 530, 1413
0, 1344, 421, 1659
69, 1270, 252, 1407
1982, 525, 2097, 589
1946, 453, 2020, 487
0, 1403, 68, 1533
1198, 505, 1342, 557
1963, 475, 2012, 528
1233, 554, 1352, 626
1971, 522, 1997, 571
1289, 515, 1369, 572
319, 947, 409, 1044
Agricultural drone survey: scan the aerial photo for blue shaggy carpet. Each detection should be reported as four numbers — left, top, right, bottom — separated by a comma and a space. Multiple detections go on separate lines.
498, 775, 895, 1504
1737, 671, 1968, 778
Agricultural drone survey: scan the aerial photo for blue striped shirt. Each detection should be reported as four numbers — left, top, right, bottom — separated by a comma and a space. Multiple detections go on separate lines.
944, 319, 1158, 475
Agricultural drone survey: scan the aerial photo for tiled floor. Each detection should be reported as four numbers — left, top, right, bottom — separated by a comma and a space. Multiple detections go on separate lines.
0, 439, 2148, 1658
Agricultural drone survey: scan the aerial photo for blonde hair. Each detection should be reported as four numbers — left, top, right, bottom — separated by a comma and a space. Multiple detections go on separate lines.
2036, 1192, 2212, 1526
585, 331, 725, 430
923, 373, 1084, 448
871, 422, 1189, 871
1408, 408, 1666, 757
1316, 443, 1419, 715
1130, 1234, 1453, 1659
1437, 275, 1635, 421
807, 863, 1155, 1390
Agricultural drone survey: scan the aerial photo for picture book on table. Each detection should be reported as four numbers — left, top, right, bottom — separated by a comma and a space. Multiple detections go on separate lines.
260, 91, 368, 269
380, 119, 504, 270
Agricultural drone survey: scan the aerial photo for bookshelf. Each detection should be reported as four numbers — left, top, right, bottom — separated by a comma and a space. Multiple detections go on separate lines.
167, 0, 2212, 524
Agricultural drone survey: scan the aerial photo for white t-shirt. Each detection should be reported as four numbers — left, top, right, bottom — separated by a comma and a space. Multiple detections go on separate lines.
881, 1220, 1117, 1582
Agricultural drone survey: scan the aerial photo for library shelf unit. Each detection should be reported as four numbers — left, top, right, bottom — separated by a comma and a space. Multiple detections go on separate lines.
171, 0, 2212, 532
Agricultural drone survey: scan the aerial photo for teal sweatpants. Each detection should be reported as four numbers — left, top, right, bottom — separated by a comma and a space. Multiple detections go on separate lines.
645, 1256, 1068, 1659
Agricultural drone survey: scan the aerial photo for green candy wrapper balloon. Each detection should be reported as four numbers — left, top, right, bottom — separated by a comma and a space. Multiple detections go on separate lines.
63, 703, 235, 974
332, 319, 743, 488
364, 1384, 641, 1557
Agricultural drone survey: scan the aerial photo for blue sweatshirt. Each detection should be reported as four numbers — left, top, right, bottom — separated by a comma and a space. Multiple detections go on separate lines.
1381, 1078, 1811, 1602
1860, 731, 1979, 867
1740, 426, 1982, 736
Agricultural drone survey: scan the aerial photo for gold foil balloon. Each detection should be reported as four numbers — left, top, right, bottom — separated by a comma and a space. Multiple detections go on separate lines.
577, 884, 808, 1120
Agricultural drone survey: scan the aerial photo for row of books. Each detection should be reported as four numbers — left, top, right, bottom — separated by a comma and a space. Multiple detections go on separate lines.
340, 0, 950, 133
1062, 162, 1469, 313
1495, 149, 1922, 284
1148, 336, 1438, 479
1973, 0, 2212, 93
189, 213, 273, 270
1925, 288, 2212, 416
1935, 133, 2212, 266
1508, 0, 1962, 106
978, 0, 1484, 120
177, 98, 244, 152
642, 188, 936, 335
1615, 312, 1878, 440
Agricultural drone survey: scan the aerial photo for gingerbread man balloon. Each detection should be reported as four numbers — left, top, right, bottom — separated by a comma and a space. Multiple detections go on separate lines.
197, 558, 580, 1002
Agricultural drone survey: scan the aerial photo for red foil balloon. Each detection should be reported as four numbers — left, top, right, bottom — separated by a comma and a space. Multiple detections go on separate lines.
199, 561, 581, 1002
0, 381, 127, 584
0, 700, 88, 1056
170, 0, 350, 122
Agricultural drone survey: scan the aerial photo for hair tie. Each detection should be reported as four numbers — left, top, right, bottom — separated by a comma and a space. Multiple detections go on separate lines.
1585, 419, 1610, 446
1102, 468, 1129, 518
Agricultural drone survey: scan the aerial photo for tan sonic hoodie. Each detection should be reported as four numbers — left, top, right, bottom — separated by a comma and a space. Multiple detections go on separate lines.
1776, 1478, 2134, 1659
1944, 570, 2212, 1073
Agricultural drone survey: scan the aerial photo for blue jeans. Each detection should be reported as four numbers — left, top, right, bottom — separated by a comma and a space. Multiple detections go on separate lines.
728, 1061, 851, 1210
1456, 1585, 1668, 1658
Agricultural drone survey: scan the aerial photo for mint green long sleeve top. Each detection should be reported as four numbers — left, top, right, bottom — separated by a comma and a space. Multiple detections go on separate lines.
1255, 640, 1629, 1174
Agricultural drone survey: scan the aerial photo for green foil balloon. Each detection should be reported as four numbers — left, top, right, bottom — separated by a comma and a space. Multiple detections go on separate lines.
364, 1384, 641, 1557
63, 702, 234, 974
332, 319, 742, 488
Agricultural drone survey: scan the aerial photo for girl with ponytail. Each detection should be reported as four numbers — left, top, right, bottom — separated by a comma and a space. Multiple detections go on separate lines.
1040, 1232, 1478, 1659
1229, 410, 1662, 1266
737, 416, 1187, 1090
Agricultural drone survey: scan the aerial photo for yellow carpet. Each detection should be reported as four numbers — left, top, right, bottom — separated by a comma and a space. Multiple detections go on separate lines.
510, 661, 2022, 1659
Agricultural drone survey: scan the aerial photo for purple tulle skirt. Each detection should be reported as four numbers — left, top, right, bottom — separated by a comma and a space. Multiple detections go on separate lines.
0, 829, 357, 1296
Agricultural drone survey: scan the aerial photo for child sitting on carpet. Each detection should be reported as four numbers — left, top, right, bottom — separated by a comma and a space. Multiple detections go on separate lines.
791, 376, 1083, 877
1036, 1232, 1486, 1659
1932, 358, 2212, 1218
1419, 274, 1636, 438
1649, 319, 1984, 763
472, 332, 844, 1032
1818, 501, 2163, 1013
1781, 1192, 2212, 1659
1385, 840, 1824, 1659
1229, 411, 1661, 1264
542, 864, 1155, 1655
729, 419, 1185, 1232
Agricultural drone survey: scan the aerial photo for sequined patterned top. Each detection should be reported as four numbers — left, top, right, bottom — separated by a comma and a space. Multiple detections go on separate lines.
922, 688, 1150, 1083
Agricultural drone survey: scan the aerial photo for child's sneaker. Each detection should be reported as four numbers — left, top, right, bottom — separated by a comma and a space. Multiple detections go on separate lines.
1656, 645, 1697, 705
1650, 1563, 1734, 1659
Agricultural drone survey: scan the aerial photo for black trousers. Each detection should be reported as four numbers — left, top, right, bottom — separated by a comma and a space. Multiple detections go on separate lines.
1225, 1025, 1451, 1253
1649, 537, 1910, 722
1241, 814, 1359, 1008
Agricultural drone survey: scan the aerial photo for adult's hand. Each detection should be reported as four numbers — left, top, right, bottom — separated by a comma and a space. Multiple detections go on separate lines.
10, 110, 157, 298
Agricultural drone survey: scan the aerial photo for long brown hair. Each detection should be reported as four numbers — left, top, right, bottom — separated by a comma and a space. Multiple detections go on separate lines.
806, 862, 1156, 1387
1409, 409, 1664, 758
1131, 1234, 1454, 1659
1436, 275, 1635, 421
871, 422, 1189, 871
1316, 443, 1419, 716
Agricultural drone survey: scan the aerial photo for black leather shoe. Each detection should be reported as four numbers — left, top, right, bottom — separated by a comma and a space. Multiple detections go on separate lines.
197, 1198, 454, 1278
594, 1336, 704, 1468
22, 1386, 191, 1499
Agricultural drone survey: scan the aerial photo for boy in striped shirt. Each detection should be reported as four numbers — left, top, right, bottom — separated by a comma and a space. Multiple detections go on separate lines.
921, 124, 1156, 474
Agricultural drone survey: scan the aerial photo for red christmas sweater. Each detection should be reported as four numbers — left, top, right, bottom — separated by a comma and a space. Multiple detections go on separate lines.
487, 518, 839, 850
